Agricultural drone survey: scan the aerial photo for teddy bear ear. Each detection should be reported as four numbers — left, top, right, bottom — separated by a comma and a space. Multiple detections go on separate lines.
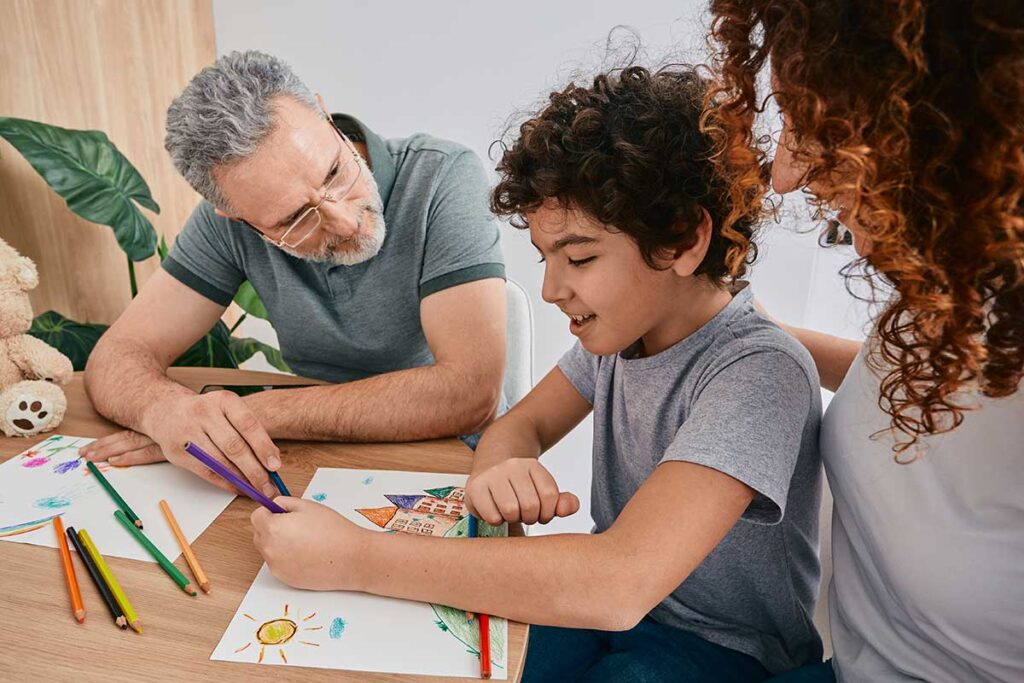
13, 256, 39, 290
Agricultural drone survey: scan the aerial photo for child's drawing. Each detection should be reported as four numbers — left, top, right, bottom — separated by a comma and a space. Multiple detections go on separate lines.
212, 469, 510, 679
329, 617, 346, 639
356, 485, 507, 667
0, 513, 62, 538
232, 604, 325, 664
0, 434, 234, 562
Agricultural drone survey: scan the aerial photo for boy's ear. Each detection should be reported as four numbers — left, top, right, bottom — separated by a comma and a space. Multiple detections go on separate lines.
669, 207, 713, 277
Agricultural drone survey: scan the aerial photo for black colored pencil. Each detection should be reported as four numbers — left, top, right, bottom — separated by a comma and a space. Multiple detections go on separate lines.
66, 525, 127, 629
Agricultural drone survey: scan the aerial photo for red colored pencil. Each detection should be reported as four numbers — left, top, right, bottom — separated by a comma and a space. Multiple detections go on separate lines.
479, 612, 491, 679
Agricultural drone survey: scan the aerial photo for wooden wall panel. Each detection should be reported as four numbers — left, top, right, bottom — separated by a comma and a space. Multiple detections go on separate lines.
0, 0, 215, 324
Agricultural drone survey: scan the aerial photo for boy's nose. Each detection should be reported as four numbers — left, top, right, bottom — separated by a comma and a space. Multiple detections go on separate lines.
541, 269, 570, 305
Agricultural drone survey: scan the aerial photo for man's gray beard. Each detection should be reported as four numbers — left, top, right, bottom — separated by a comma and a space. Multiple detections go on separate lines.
278, 168, 387, 266
315, 205, 386, 266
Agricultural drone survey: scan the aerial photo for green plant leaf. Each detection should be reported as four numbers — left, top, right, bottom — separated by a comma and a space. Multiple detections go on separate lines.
228, 336, 291, 373
28, 311, 108, 371
0, 116, 159, 261
233, 281, 270, 320
172, 320, 238, 368
157, 234, 169, 262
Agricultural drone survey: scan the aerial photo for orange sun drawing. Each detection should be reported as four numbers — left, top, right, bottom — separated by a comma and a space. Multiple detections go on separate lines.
233, 603, 323, 663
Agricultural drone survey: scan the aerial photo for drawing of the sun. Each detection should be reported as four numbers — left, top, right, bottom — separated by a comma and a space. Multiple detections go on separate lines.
234, 604, 323, 663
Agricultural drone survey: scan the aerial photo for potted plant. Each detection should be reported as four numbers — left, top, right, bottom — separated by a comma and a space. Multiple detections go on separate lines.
0, 116, 288, 372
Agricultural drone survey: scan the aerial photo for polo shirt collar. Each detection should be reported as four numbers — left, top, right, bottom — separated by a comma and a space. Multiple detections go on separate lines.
331, 113, 396, 209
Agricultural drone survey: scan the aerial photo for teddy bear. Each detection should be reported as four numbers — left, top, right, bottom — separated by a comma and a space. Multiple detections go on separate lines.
0, 237, 73, 437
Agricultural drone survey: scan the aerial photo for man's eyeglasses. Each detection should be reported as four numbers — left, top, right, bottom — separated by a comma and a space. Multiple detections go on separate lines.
246, 120, 363, 249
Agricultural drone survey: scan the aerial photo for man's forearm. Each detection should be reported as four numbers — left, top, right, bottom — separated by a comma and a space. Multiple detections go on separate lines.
84, 336, 193, 433
248, 361, 501, 442
358, 528, 637, 631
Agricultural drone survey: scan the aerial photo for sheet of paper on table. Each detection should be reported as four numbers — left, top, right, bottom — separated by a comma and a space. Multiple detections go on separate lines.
0, 434, 235, 563
211, 468, 509, 679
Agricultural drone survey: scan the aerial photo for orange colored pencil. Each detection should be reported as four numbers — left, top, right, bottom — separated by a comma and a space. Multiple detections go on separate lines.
52, 516, 85, 623
479, 612, 491, 679
159, 499, 210, 593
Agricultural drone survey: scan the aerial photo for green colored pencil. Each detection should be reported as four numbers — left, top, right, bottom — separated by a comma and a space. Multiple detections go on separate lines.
77, 528, 143, 634
87, 460, 143, 528
113, 509, 196, 596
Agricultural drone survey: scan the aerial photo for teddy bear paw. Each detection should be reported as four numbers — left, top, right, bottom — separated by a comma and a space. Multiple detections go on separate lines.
4, 395, 57, 437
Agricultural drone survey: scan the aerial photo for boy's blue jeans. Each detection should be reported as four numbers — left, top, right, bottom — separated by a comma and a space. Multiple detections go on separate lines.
765, 660, 836, 682
523, 617, 771, 682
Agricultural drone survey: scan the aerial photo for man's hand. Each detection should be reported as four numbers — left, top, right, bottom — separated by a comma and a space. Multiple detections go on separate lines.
251, 497, 368, 591
80, 429, 161, 465
81, 390, 280, 498
465, 457, 579, 526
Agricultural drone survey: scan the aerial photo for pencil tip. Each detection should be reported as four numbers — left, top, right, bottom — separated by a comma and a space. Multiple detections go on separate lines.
201, 582, 212, 593
134, 520, 144, 529
75, 610, 86, 623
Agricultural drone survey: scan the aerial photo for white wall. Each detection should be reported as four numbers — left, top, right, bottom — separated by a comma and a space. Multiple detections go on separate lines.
213, 1, 871, 546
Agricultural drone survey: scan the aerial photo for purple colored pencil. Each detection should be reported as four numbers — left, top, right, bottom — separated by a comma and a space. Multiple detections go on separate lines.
183, 442, 286, 513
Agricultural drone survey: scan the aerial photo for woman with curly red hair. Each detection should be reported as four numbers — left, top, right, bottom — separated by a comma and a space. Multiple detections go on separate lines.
704, 1, 1024, 681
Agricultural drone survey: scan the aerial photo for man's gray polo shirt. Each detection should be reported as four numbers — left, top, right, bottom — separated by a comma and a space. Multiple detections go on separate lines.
163, 114, 505, 383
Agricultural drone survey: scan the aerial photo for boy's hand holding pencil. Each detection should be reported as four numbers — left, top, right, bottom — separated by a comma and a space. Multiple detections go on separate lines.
251, 497, 369, 591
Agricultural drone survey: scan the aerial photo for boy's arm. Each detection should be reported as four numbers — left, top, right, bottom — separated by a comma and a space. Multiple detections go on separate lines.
329, 461, 753, 631
464, 366, 592, 522
471, 366, 593, 472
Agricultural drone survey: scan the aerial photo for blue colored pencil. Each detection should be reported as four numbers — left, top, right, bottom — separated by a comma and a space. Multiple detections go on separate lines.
182, 442, 286, 513
267, 469, 291, 496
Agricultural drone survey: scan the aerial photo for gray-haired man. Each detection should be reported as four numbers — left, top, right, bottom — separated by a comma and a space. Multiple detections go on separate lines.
82, 51, 506, 497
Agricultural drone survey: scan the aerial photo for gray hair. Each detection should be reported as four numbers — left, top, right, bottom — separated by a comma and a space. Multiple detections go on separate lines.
164, 50, 319, 211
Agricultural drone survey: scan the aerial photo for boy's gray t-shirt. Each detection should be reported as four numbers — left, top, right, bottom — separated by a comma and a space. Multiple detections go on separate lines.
557, 284, 823, 674
163, 114, 504, 383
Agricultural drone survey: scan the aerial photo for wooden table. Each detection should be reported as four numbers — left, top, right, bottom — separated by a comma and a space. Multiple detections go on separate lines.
0, 368, 528, 682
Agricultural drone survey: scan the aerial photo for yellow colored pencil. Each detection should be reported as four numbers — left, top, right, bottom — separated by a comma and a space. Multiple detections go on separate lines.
77, 529, 142, 634
159, 499, 210, 593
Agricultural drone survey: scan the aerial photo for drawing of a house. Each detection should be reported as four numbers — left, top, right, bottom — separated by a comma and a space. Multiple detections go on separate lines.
356, 486, 466, 537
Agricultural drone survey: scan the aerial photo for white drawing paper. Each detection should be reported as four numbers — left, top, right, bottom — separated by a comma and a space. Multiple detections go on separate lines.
211, 468, 509, 679
0, 434, 235, 563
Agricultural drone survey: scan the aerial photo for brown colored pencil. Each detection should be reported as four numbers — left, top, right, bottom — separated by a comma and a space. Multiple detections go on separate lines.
52, 516, 85, 623
159, 499, 210, 593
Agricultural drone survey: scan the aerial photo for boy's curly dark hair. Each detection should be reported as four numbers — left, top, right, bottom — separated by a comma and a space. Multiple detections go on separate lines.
491, 65, 763, 281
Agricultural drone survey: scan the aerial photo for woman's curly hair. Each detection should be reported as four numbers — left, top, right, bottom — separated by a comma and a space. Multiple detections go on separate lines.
492, 65, 763, 282
704, 1, 1024, 459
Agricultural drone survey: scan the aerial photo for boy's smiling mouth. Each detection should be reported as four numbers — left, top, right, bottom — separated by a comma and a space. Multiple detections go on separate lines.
566, 311, 597, 334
